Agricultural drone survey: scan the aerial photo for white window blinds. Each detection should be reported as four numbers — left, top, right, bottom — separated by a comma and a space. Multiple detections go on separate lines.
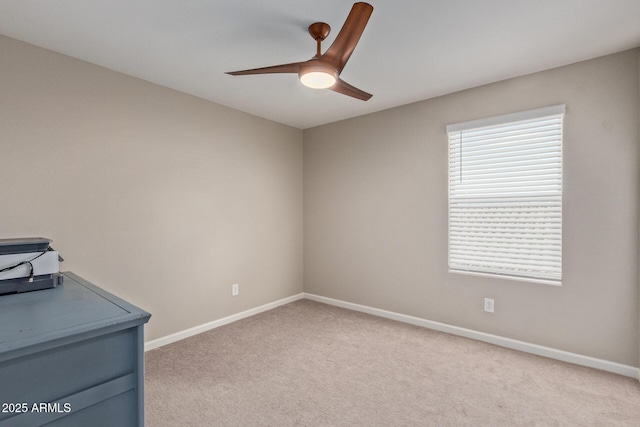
447, 105, 565, 285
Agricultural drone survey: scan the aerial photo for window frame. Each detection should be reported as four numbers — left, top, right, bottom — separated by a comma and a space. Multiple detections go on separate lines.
446, 105, 565, 286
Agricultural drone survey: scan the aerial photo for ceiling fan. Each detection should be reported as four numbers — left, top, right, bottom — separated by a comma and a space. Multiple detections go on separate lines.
226, 2, 374, 101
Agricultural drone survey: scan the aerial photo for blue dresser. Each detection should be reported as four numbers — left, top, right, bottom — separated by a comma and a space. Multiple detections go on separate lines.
0, 272, 151, 426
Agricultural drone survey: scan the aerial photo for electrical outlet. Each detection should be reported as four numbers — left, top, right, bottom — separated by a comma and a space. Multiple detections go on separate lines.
484, 298, 494, 313
232, 284, 239, 296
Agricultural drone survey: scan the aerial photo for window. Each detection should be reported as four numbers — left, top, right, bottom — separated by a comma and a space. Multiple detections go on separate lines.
446, 105, 565, 285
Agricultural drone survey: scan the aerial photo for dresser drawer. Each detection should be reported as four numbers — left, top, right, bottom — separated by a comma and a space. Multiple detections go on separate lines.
0, 328, 137, 425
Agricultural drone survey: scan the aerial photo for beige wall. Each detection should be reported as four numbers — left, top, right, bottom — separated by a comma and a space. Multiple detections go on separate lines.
2, 33, 639, 368
0, 35, 303, 342
304, 49, 640, 366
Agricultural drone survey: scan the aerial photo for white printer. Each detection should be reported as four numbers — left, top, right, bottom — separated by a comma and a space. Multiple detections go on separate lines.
0, 237, 63, 295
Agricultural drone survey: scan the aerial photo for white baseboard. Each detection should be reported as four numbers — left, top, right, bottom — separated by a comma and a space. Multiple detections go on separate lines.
144, 291, 638, 380
304, 293, 639, 380
144, 293, 305, 352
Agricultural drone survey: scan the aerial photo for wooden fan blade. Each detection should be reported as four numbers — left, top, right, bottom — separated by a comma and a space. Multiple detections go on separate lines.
320, 2, 373, 73
226, 61, 304, 76
330, 78, 372, 101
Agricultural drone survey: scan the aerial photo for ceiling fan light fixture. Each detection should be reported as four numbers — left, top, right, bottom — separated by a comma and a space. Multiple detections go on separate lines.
299, 65, 338, 89
300, 71, 336, 89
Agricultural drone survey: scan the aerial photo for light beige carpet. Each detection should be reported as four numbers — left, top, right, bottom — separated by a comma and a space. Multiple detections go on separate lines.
145, 300, 640, 426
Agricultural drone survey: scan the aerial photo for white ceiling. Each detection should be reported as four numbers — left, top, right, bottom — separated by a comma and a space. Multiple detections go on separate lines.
1, 1, 639, 129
